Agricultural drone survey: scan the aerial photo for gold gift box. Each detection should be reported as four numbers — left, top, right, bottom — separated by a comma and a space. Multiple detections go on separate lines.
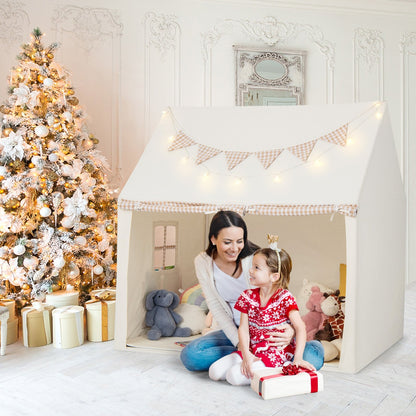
0, 317, 18, 346
22, 304, 54, 347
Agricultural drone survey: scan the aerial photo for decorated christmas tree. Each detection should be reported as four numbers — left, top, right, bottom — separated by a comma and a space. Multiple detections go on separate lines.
0, 28, 117, 308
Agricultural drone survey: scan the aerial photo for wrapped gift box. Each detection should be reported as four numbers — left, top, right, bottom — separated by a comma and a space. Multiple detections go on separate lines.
85, 298, 115, 342
52, 306, 84, 349
0, 299, 16, 320
45, 290, 79, 308
90, 287, 116, 299
22, 303, 54, 347
251, 366, 324, 400
0, 317, 18, 346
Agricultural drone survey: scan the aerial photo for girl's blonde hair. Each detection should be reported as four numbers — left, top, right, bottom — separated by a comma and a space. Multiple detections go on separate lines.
254, 247, 292, 289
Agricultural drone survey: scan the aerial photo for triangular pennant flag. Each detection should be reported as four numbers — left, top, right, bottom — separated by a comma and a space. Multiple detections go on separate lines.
195, 144, 222, 164
168, 131, 196, 151
255, 149, 283, 169
287, 139, 317, 162
224, 151, 251, 170
319, 124, 349, 146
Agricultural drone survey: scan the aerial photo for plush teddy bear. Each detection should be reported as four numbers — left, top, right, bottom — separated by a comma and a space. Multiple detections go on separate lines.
301, 286, 326, 341
145, 290, 192, 340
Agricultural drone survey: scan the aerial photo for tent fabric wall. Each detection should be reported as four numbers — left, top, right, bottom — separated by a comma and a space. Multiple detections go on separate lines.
115, 103, 405, 373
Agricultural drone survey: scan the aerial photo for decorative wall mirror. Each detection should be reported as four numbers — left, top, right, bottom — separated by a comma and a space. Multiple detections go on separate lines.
234, 45, 306, 106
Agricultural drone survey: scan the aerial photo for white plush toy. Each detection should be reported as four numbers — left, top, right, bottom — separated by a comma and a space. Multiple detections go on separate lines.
176, 303, 207, 335
296, 279, 335, 316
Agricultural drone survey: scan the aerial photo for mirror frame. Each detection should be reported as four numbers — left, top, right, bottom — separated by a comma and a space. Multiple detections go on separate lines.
234, 45, 306, 106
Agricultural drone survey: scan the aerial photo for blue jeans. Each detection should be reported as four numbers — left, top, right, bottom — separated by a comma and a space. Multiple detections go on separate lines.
180, 330, 324, 371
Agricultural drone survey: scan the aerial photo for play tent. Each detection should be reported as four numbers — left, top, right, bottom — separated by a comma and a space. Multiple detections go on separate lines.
115, 102, 405, 373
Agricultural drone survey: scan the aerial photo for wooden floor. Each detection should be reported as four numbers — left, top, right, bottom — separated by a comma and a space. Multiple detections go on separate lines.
1, 282, 415, 416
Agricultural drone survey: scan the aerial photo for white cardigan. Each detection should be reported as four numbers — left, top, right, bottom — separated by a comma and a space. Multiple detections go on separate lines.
194, 252, 253, 346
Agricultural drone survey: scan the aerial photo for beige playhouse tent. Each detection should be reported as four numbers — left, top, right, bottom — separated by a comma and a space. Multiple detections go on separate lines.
115, 102, 405, 373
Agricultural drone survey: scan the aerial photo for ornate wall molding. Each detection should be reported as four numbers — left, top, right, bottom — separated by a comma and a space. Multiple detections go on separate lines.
51, 5, 123, 178
0, 1, 30, 49
201, 16, 335, 105
399, 32, 416, 284
144, 11, 182, 142
353, 28, 384, 102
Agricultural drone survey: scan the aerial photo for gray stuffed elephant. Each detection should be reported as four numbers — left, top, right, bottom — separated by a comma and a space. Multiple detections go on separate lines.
145, 289, 192, 340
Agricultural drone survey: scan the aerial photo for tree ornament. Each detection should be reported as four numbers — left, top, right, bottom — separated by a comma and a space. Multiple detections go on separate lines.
13, 245, 26, 255
23, 256, 39, 269
67, 96, 79, 106
2, 127, 13, 136
61, 216, 74, 228
53, 257, 65, 269
106, 224, 114, 232
39, 206, 51, 217
43, 78, 53, 87
93, 265, 103, 275
74, 236, 87, 246
51, 191, 64, 209
37, 74, 45, 82
34, 125, 48, 137
48, 153, 58, 162
68, 262, 80, 278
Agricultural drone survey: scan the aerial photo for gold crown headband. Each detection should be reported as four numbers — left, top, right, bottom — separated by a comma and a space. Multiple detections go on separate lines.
267, 234, 281, 274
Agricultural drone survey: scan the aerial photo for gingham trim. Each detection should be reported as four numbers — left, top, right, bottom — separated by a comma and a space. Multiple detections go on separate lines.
196, 145, 222, 165
255, 149, 284, 169
118, 200, 358, 217
224, 151, 251, 170
168, 131, 195, 151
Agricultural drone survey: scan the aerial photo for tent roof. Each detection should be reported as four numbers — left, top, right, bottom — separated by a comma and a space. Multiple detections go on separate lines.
119, 102, 387, 216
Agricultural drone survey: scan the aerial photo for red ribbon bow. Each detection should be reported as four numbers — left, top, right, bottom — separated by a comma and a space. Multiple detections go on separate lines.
282, 363, 300, 375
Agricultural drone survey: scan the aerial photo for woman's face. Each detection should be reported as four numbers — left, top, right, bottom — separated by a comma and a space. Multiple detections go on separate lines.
211, 226, 244, 263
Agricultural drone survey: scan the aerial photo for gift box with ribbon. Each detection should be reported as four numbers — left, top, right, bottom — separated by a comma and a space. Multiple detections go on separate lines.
0, 299, 18, 350
85, 292, 116, 342
52, 305, 84, 349
22, 302, 54, 347
251, 363, 324, 400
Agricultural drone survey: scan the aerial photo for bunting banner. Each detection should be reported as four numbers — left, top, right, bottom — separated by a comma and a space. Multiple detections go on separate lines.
255, 149, 284, 169
168, 131, 196, 151
319, 124, 348, 146
225, 151, 251, 171
287, 140, 318, 163
195, 145, 222, 165
167, 123, 349, 170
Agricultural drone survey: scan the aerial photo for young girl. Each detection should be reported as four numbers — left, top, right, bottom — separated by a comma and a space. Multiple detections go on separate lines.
209, 238, 315, 386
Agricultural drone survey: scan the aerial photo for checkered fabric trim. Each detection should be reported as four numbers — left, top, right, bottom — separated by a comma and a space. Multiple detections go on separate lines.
168, 131, 196, 151
196, 145, 222, 165
118, 199, 358, 217
319, 124, 348, 146
287, 139, 318, 162
224, 151, 251, 170
255, 149, 284, 169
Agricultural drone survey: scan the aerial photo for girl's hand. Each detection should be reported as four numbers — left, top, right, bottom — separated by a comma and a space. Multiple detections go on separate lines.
267, 324, 295, 348
240, 353, 260, 379
292, 358, 316, 372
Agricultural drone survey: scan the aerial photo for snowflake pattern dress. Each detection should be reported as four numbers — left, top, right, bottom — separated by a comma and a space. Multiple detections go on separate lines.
234, 288, 298, 367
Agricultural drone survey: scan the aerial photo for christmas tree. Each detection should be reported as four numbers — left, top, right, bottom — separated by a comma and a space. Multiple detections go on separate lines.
0, 28, 117, 308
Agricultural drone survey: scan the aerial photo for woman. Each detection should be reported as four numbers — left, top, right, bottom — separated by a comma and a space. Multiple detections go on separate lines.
180, 210, 324, 372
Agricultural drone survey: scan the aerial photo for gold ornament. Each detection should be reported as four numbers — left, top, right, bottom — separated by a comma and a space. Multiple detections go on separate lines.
0, 175, 4, 181
67, 96, 79, 106
37, 74, 45, 82
106, 224, 114, 232
66, 89, 74, 96
64, 182, 71, 188
47, 52, 54, 59
22, 283, 30, 290
3, 128, 13, 137
28, 163, 35, 168
0, 189, 5, 194
84, 164, 94, 173
62, 145, 70, 154
88, 201, 95, 208
0, 105, 11, 114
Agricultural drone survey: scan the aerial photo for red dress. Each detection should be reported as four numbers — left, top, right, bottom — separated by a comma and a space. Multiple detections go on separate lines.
234, 288, 298, 367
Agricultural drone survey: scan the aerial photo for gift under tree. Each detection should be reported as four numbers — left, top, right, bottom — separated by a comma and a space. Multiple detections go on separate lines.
0, 28, 117, 308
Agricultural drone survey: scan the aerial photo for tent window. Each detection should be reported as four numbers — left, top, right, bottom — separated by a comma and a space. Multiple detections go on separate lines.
153, 224, 176, 270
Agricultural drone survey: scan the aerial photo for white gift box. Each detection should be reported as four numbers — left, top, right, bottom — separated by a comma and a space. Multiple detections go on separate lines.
251, 367, 324, 400
45, 290, 79, 308
52, 306, 84, 349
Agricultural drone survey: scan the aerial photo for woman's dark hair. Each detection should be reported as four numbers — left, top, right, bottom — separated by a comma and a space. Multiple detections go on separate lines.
206, 210, 259, 275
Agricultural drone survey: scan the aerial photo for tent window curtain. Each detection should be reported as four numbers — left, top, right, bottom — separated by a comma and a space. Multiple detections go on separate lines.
153, 224, 177, 270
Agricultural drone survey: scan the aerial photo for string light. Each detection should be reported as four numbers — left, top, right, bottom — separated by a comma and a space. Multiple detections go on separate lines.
234, 177, 242, 185
273, 175, 281, 183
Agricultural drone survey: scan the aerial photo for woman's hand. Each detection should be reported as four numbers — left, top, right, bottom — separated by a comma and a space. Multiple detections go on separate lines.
267, 324, 295, 348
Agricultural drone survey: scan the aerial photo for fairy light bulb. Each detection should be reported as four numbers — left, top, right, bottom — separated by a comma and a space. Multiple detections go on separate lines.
375, 111, 383, 119
273, 175, 281, 183
234, 177, 242, 185
168, 136, 175, 143
181, 155, 189, 164
314, 159, 322, 167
